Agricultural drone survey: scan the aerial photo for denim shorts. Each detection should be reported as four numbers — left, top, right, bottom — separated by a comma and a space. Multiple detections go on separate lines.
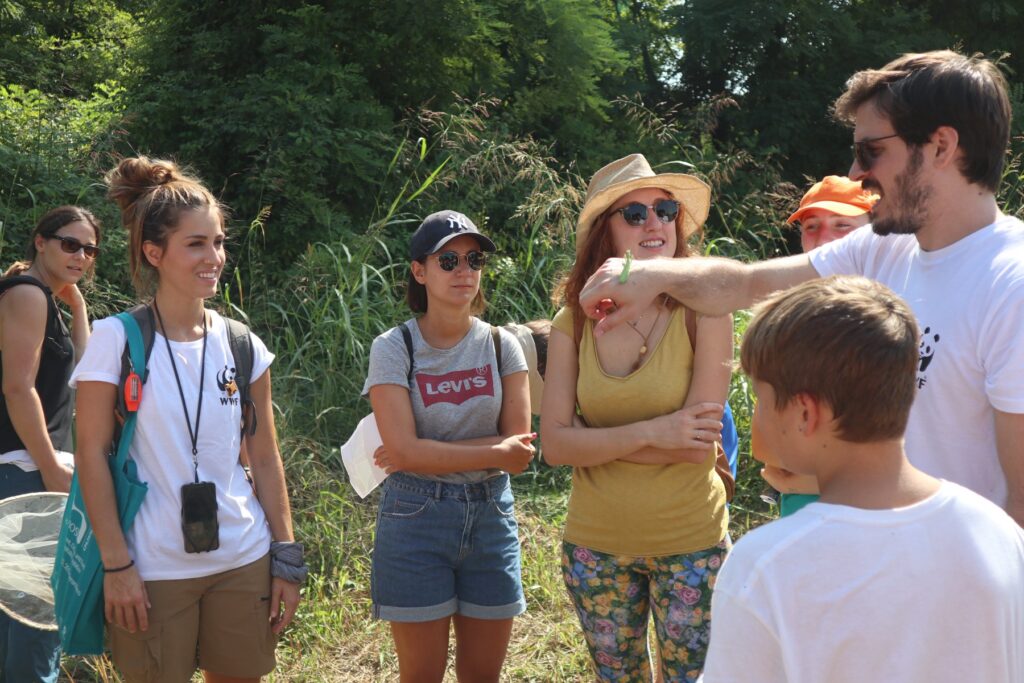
371, 471, 526, 622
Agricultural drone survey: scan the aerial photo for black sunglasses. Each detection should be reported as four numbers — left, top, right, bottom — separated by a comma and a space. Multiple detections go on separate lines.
852, 133, 901, 171
612, 199, 680, 227
433, 250, 487, 272
49, 235, 100, 259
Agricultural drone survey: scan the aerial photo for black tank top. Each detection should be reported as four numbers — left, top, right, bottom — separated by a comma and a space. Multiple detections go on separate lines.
0, 275, 74, 454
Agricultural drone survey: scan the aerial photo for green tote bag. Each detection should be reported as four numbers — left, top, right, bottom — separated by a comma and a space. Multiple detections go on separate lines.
51, 311, 150, 655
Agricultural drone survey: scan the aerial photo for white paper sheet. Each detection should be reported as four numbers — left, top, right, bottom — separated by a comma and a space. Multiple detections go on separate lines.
341, 413, 387, 498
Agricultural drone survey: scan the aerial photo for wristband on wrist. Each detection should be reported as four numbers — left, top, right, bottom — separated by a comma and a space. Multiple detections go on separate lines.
104, 559, 135, 573
270, 541, 309, 584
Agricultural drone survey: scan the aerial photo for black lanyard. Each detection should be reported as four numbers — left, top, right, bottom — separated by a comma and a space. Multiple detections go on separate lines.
153, 301, 208, 483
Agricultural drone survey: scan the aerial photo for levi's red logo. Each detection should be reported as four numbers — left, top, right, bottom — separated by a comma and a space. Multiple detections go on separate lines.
416, 366, 494, 407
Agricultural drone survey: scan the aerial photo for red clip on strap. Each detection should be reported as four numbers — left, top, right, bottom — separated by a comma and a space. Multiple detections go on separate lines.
124, 371, 142, 413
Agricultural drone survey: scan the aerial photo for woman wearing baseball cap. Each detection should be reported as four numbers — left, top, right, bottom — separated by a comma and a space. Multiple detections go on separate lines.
541, 155, 733, 682
362, 210, 535, 681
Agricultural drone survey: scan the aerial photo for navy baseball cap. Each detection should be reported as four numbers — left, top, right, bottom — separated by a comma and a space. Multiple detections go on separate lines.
409, 210, 496, 260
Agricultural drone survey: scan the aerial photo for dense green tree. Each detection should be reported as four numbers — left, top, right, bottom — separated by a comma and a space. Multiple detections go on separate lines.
0, 0, 139, 96
124, 0, 630, 271
494, 0, 625, 160
339, 0, 625, 159
671, 0, 1024, 181
126, 2, 394, 270
5, 0, 1024, 279
0, 0, 138, 269
603, 0, 681, 103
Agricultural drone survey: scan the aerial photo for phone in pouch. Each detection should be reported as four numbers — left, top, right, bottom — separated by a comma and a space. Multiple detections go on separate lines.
181, 481, 220, 553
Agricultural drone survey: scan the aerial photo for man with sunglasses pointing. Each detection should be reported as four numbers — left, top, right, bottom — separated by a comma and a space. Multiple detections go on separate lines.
580, 50, 1024, 528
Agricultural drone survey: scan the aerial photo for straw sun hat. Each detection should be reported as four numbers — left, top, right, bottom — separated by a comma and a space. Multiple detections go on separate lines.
576, 154, 711, 255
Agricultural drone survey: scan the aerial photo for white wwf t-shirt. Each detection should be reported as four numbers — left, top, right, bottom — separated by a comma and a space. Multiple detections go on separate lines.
703, 482, 1024, 683
70, 311, 274, 580
810, 217, 1024, 506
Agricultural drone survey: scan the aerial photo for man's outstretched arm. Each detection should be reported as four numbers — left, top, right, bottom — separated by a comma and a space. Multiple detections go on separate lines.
579, 253, 818, 335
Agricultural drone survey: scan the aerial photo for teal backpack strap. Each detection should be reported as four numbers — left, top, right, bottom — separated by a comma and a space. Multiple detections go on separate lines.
115, 304, 155, 426
113, 311, 149, 467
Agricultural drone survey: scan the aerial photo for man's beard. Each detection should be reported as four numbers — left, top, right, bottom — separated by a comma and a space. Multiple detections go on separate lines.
870, 146, 931, 236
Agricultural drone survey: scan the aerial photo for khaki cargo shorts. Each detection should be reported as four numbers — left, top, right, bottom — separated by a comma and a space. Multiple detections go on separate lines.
108, 554, 276, 682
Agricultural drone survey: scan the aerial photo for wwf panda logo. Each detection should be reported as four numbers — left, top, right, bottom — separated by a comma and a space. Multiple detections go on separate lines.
217, 365, 238, 397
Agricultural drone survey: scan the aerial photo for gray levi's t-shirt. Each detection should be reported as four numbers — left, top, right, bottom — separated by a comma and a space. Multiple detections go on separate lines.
361, 316, 528, 483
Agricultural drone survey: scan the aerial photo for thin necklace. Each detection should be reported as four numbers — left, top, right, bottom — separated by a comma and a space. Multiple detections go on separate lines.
625, 300, 665, 371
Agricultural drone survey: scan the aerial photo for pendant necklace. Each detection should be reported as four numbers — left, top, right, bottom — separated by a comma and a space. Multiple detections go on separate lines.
625, 299, 665, 371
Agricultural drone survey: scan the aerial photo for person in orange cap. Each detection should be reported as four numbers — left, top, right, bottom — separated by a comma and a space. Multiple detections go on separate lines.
786, 175, 877, 252
757, 176, 878, 517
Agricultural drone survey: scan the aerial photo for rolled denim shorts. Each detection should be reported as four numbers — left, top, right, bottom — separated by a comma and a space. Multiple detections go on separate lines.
371, 471, 526, 622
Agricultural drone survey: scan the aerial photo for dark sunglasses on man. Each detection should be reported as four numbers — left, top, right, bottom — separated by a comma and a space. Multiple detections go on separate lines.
49, 235, 100, 259
612, 198, 680, 227
852, 133, 901, 172
432, 250, 487, 272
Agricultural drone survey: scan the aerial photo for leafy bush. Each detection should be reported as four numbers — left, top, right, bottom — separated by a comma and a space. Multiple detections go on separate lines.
0, 82, 130, 293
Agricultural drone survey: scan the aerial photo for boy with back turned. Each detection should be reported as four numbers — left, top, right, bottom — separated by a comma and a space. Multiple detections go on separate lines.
701, 276, 1024, 683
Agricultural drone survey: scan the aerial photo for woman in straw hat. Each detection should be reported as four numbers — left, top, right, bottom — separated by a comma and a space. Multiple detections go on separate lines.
541, 154, 732, 682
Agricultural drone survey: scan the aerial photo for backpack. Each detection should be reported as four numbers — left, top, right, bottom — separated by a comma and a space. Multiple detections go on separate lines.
115, 304, 258, 437
399, 320, 503, 384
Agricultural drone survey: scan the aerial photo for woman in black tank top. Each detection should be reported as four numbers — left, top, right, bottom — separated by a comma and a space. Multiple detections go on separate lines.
0, 205, 99, 683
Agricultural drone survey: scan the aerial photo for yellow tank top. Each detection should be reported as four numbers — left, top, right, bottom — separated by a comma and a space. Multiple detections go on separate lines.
552, 306, 728, 556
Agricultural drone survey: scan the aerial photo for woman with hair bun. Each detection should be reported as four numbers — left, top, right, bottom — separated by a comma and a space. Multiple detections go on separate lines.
0, 206, 98, 682
71, 156, 303, 682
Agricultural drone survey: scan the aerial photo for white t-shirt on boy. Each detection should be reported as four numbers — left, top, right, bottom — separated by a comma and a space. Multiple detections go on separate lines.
703, 481, 1024, 683
70, 310, 274, 581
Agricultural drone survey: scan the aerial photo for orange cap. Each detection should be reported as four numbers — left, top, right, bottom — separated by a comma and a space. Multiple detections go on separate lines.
786, 176, 878, 224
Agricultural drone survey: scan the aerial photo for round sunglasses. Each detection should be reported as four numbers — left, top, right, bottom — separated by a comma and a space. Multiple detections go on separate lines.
432, 250, 487, 272
49, 234, 100, 259
612, 199, 680, 226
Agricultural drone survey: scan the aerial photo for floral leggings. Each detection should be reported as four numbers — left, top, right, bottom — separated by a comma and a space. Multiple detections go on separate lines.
561, 539, 730, 683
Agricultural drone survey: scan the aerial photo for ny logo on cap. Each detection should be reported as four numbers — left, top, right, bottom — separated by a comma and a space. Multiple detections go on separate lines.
446, 214, 470, 233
